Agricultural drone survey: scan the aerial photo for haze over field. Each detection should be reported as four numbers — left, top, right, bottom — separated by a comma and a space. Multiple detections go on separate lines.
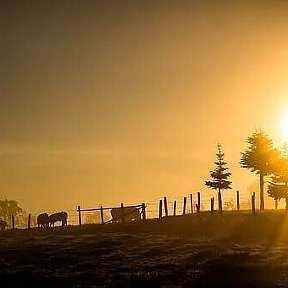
1, 1, 288, 213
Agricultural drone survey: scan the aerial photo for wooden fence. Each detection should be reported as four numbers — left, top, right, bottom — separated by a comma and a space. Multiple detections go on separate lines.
155, 190, 258, 219
77, 203, 146, 226
4, 213, 33, 230
76, 190, 259, 226
0, 190, 272, 230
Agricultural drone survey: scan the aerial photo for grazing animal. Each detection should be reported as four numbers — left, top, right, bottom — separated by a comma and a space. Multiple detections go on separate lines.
48, 211, 68, 227
0, 220, 7, 231
110, 207, 141, 223
37, 213, 49, 228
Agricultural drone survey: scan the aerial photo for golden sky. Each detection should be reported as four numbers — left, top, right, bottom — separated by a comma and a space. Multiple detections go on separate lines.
1, 1, 288, 214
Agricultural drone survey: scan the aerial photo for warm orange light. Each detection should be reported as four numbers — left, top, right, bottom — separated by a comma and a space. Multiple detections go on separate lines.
281, 110, 288, 142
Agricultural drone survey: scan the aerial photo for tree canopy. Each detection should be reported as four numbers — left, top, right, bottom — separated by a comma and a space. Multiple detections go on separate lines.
267, 182, 286, 200
240, 130, 275, 175
240, 130, 275, 210
0, 199, 23, 226
267, 143, 288, 209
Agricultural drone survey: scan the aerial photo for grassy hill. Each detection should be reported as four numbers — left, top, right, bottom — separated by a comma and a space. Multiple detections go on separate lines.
1, 210, 288, 287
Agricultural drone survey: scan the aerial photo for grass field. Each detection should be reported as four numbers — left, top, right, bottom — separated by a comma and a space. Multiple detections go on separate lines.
1, 211, 288, 287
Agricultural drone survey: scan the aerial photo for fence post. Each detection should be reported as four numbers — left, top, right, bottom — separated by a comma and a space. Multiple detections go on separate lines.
100, 206, 104, 224
173, 200, 177, 216
12, 215, 15, 230
211, 197, 214, 216
164, 197, 168, 217
252, 192, 256, 216
78, 205, 82, 226
190, 194, 193, 214
197, 192, 201, 213
183, 197, 187, 215
121, 203, 125, 223
28, 213, 31, 230
142, 203, 146, 220
237, 190, 240, 211
159, 199, 163, 219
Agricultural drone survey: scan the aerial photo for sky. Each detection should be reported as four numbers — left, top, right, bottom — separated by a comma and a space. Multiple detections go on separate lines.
1, 0, 288, 215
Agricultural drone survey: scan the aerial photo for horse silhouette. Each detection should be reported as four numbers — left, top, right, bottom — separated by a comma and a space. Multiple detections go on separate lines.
0, 220, 7, 231
37, 213, 49, 228
48, 211, 68, 227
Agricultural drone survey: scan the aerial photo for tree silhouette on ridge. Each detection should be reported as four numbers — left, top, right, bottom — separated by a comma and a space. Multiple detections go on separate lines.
205, 144, 232, 212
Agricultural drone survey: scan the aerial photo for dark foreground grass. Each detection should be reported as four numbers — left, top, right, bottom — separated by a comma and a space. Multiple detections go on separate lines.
1, 211, 288, 287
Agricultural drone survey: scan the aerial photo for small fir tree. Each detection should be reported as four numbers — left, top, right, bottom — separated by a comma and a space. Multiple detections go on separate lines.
205, 144, 232, 211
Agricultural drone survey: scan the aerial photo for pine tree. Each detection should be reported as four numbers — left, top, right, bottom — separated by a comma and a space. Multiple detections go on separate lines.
240, 130, 275, 211
205, 144, 232, 212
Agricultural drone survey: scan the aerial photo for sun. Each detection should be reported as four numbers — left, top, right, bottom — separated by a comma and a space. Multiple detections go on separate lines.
281, 110, 288, 142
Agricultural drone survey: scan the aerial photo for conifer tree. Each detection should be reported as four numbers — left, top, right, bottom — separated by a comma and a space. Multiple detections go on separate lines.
205, 144, 232, 211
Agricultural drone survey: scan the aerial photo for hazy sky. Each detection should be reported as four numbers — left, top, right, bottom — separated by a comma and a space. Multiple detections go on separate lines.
1, 0, 288, 214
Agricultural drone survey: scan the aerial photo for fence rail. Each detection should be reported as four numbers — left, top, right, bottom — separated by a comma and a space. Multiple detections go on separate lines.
77, 203, 146, 226
3, 190, 286, 230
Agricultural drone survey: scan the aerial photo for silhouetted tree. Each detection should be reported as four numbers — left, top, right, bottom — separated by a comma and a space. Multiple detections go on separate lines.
0, 199, 23, 227
240, 130, 275, 211
267, 182, 285, 203
268, 143, 288, 210
205, 144, 232, 212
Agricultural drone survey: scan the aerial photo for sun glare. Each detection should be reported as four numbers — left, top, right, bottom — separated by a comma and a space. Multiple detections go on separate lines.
281, 111, 288, 142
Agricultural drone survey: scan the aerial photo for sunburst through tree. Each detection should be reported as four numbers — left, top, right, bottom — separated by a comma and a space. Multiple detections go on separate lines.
240, 130, 275, 211
268, 142, 288, 210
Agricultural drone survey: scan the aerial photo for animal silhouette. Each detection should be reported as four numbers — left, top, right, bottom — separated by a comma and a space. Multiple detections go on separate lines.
0, 219, 7, 231
110, 207, 141, 223
48, 211, 68, 227
37, 213, 49, 228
